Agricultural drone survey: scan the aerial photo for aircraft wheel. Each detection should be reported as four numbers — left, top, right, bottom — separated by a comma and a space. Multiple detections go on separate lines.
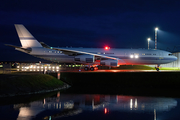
90, 67, 94, 71
84, 67, 89, 71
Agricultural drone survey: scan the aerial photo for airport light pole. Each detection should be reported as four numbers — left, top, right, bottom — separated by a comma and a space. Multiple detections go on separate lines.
147, 38, 151, 49
155, 27, 158, 50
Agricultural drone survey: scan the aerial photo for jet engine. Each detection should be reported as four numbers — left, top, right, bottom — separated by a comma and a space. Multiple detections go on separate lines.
74, 55, 94, 63
100, 59, 126, 67
100, 60, 118, 67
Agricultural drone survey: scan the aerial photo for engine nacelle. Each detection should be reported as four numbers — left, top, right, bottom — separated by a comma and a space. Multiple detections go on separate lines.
74, 55, 94, 63
100, 60, 118, 67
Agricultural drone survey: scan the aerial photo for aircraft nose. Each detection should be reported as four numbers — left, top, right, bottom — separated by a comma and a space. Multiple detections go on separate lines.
173, 55, 177, 61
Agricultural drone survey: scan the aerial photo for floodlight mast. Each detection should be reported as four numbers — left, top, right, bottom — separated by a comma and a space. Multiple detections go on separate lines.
155, 27, 158, 50
147, 38, 151, 49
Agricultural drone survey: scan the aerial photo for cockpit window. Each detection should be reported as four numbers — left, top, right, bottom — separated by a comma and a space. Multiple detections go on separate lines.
168, 54, 173, 56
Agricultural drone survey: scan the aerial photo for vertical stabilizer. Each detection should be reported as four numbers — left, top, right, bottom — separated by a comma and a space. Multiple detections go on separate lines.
15, 24, 42, 48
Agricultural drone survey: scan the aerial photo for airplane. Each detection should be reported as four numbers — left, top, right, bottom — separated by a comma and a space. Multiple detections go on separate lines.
5, 24, 177, 71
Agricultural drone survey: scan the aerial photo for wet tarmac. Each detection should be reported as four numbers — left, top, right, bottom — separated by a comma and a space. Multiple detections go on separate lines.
60, 69, 180, 73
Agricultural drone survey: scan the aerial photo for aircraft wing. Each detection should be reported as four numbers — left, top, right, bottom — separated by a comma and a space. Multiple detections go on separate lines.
51, 47, 118, 60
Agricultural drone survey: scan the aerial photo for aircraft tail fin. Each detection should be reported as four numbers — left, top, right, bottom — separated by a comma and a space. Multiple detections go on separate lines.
15, 24, 42, 48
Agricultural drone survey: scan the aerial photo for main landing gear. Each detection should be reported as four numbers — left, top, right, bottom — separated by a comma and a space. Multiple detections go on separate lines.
84, 67, 89, 71
84, 66, 96, 71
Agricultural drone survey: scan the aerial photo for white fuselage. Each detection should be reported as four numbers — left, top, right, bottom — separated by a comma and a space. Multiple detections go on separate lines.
20, 47, 177, 65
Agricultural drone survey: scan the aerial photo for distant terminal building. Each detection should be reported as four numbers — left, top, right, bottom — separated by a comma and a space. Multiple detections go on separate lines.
0, 61, 12, 73
16, 62, 85, 72
0, 61, 85, 72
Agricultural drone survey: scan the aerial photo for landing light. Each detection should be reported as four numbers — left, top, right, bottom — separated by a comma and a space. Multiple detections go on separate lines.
130, 55, 139, 59
135, 55, 139, 58
130, 55, 134, 58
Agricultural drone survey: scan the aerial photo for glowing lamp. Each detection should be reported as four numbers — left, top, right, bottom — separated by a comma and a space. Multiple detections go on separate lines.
104, 108, 108, 114
135, 55, 139, 58
104, 46, 110, 50
130, 55, 134, 58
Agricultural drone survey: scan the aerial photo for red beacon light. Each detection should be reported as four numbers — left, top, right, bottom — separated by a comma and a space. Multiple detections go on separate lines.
104, 46, 110, 50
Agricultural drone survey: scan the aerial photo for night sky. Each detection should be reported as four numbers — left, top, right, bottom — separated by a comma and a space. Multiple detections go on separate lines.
1, 0, 180, 62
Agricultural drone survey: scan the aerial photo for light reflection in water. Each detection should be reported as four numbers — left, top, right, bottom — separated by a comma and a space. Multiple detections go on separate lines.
10, 94, 178, 120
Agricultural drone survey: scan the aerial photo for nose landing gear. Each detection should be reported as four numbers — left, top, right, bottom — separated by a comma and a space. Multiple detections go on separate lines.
155, 64, 160, 71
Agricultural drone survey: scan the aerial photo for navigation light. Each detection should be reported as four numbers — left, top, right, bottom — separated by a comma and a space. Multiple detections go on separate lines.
104, 46, 110, 50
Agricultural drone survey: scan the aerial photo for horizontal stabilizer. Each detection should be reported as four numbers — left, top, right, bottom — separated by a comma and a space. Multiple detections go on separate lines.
5, 44, 32, 53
